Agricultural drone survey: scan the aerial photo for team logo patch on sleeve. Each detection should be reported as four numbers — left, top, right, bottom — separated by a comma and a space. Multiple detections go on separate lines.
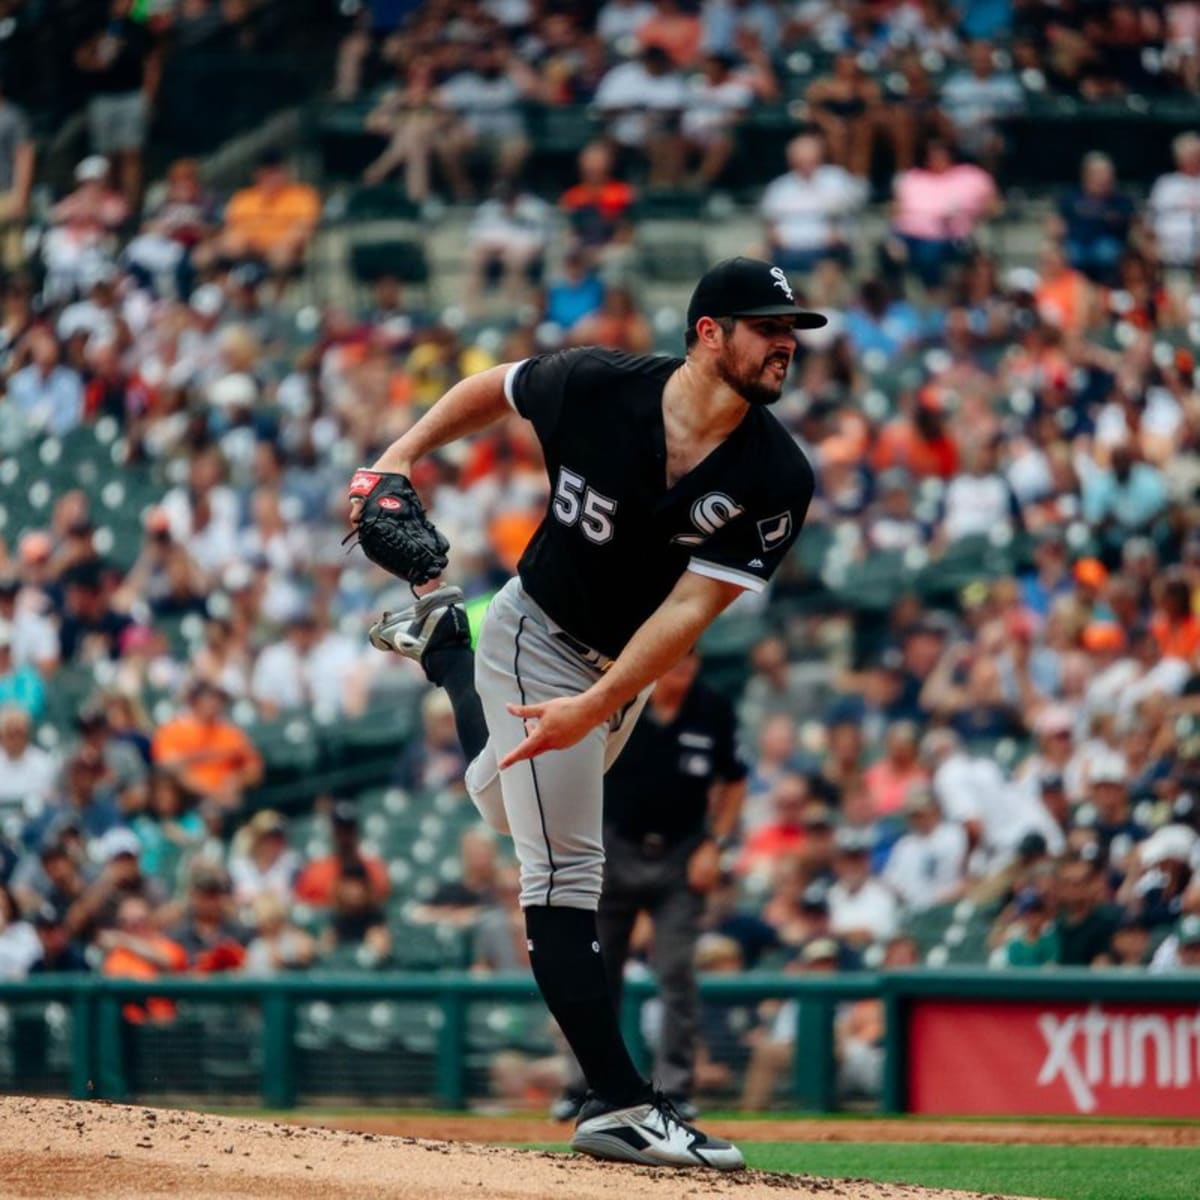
757, 510, 792, 551
671, 492, 744, 546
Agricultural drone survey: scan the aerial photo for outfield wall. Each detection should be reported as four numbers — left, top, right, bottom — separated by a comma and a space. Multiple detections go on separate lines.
0, 971, 1195, 1116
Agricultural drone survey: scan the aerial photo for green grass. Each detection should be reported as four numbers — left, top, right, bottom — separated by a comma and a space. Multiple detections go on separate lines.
719, 1143, 1197, 1200
517, 1142, 1197, 1200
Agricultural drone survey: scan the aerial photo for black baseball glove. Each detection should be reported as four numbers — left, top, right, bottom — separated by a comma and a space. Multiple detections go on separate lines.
345, 467, 449, 585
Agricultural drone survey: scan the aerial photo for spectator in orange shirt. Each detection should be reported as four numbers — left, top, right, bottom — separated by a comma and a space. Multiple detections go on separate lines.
863, 721, 929, 817
293, 802, 390, 908
151, 680, 263, 811
1035, 241, 1096, 334
217, 148, 320, 283
569, 286, 653, 353
737, 774, 816, 881
560, 142, 635, 255
637, 0, 703, 67
1151, 572, 1200, 660
872, 392, 960, 480
100, 894, 187, 1023
170, 863, 248, 972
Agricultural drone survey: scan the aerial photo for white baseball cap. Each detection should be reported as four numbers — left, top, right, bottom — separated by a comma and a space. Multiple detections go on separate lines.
1140, 824, 1197, 867
75, 155, 110, 183
190, 283, 225, 318
98, 827, 142, 862
1090, 754, 1128, 786
208, 372, 258, 409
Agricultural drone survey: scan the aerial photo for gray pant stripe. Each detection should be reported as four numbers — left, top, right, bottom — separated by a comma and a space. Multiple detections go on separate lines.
514, 613, 556, 905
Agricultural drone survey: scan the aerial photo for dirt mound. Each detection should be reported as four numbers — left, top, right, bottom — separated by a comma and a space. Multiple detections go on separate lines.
0, 1097, 1026, 1200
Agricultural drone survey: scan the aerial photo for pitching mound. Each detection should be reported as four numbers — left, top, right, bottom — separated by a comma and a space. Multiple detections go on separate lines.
0, 1096, 1025, 1200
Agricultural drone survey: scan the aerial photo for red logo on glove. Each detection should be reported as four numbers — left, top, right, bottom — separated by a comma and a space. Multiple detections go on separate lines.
377, 496, 402, 510
348, 469, 382, 498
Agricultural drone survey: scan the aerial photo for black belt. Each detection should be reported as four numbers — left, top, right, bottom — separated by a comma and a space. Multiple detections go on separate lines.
608, 829, 699, 860
552, 628, 615, 671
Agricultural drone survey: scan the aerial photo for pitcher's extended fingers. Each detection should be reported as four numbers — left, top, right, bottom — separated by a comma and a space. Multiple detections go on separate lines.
499, 731, 547, 769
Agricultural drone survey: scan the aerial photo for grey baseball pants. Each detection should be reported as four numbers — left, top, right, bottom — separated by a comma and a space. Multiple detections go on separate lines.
464, 577, 650, 911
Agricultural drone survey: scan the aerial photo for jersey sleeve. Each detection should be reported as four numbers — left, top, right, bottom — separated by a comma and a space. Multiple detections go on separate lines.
687, 463, 813, 594
504, 348, 591, 447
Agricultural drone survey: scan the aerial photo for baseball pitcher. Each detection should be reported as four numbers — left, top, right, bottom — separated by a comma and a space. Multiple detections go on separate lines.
347, 257, 822, 1169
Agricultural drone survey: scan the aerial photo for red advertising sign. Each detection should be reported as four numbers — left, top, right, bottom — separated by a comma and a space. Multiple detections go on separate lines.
909, 1001, 1200, 1117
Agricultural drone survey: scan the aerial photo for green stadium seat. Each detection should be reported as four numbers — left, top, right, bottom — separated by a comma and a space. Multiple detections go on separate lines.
295, 1000, 336, 1050
941, 910, 997, 965
792, 522, 836, 577
316, 943, 380, 971
349, 239, 429, 285
338, 1001, 406, 1052
343, 184, 422, 223
903, 901, 958, 953
698, 612, 771, 663
246, 716, 323, 777
916, 534, 1009, 601
526, 105, 601, 154
636, 188, 706, 221
637, 238, 710, 284
389, 921, 472, 971
467, 1002, 550, 1056
833, 550, 911, 612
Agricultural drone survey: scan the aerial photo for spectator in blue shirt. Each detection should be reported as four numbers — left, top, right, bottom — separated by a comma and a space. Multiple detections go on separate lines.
939, 41, 1023, 170
954, 0, 1013, 40
1054, 152, 1135, 285
1080, 446, 1168, 537
1019, 530, 1073, 618
22, 753, 123, 853
5, 328, 83, 437
544, 248, 605, 331
843, 277, 933, 361
0, 624, 44, 719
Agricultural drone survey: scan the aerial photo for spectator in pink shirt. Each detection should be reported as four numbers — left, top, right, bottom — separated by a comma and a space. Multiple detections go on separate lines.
863, 721, 929, 817
887, 138, 999, 288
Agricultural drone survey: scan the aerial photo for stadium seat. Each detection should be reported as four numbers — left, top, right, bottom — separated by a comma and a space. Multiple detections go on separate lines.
904, 902, 959, 953
349, 239, 429, 285
635, 188, 707, 222
832, 550, 911, 612
389, 921, 473, 971
637, 238, 710, 284
342, 184, 423, 223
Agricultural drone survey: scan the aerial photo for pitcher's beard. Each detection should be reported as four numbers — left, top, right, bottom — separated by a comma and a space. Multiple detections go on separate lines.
718, 355, 785, 407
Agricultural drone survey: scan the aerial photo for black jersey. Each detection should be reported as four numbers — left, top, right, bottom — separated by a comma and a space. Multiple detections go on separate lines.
506, 348, 814, 657
604, 681, 748, 848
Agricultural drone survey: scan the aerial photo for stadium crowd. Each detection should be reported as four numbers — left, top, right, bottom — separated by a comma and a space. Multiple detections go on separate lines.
337, 0, 1200, 202
0, 0, 1198, 1109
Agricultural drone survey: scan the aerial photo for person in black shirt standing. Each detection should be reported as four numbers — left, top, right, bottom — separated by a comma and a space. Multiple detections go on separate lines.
351, 257, 821, 1170
74, 0, 162, 210
554, 648, 747, 1120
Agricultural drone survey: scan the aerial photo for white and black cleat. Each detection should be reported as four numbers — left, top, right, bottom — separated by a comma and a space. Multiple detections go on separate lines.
368, 585, 469, 663
570, 1092, 744, 1171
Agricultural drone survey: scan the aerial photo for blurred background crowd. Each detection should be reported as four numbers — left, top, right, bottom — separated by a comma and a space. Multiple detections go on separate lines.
0, 0, 1200, 1111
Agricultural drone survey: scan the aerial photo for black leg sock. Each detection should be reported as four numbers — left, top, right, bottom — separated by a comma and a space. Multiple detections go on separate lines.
423, 643, 488, 764
525, 905, 649, 1108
